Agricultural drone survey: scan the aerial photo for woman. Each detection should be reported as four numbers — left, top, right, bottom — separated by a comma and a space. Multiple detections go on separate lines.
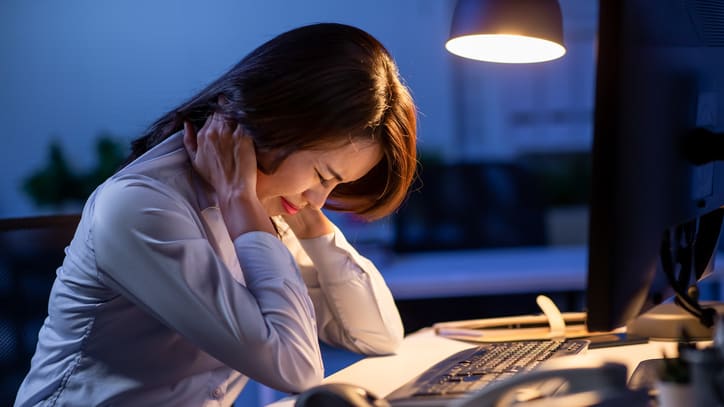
15, 23, 417, 406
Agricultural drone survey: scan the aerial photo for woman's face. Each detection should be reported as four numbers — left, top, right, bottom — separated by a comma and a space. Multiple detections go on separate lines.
256, 139, 382, 217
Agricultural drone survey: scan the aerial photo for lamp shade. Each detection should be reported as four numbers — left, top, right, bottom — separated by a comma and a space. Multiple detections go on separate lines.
446, 0, 566, 63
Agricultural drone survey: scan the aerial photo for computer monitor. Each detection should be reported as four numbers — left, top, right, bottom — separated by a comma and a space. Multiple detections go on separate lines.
585, 0, 724, 340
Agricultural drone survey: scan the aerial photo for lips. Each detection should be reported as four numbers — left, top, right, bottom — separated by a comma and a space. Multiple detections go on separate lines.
280, 197, 299, 215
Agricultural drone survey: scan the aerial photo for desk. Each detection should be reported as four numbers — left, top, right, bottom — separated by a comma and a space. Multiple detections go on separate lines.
266, 328, 681, 407
264, 246, 724, 406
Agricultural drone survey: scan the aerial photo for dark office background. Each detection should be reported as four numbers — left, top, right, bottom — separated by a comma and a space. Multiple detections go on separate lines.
0, 1, 606, 406
0, 0, 597, 218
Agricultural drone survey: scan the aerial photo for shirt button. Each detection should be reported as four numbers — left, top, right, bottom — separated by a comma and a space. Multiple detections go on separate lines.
211, 388, 224, 399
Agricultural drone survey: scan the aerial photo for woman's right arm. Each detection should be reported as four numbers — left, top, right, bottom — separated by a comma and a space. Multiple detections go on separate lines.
91, 174, 323, 393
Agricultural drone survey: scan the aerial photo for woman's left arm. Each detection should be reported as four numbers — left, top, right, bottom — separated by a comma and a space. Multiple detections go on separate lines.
277, 215, 404, 355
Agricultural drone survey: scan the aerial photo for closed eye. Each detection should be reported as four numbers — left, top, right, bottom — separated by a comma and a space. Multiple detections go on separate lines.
316, 169, 331, 187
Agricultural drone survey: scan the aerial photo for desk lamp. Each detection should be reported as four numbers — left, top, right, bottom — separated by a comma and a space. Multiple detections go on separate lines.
445, 0, 566, 63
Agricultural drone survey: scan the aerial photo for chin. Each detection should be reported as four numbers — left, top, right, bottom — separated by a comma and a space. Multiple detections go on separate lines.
264, 205, 283, 218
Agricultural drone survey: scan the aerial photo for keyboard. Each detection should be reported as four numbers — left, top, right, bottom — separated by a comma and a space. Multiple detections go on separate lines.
385, 339, 589, 406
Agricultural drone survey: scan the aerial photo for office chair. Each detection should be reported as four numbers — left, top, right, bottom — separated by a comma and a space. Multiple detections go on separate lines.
0, 214, 80, 405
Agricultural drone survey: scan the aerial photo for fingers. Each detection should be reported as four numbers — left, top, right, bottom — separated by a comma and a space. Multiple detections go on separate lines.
203, 113, 236, 147
231, 124, 254, 180
183, 113, 217, 160
183, 121, 198, 160
184, 110, 258, 198
192, 113, 223, 161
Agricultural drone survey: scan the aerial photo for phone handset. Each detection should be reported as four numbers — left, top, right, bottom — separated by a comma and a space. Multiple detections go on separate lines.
448, 360, 648, 407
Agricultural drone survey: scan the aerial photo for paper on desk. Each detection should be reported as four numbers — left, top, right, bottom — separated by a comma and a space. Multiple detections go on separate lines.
433, 312, 605, 342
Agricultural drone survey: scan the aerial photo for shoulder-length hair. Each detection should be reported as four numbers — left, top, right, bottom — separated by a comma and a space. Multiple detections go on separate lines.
125, 23, 417, 221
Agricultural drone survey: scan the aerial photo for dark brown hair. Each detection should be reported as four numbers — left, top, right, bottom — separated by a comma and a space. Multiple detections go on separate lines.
124, 23, 417, 220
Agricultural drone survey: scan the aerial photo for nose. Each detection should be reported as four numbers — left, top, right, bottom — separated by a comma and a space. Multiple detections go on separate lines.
303, 184, 333, 210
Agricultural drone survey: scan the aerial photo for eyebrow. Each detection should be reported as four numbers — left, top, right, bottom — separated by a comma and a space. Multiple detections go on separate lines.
326, 164, 344, 182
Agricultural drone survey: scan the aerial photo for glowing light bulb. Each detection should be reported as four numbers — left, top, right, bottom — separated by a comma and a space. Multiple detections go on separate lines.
446, 34, 566, 63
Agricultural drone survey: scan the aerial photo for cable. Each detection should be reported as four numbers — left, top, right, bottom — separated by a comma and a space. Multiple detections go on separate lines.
660, 221, 716, 329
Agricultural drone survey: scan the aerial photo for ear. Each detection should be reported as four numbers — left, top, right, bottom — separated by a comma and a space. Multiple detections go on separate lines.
217, 94, 229, 106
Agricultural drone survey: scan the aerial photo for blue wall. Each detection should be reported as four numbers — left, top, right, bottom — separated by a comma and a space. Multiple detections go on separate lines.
0, 0, 597, 218
0, 0, 459, 217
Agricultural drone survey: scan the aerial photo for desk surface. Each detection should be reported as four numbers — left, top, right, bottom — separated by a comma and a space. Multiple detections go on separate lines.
266, 328, 681, 407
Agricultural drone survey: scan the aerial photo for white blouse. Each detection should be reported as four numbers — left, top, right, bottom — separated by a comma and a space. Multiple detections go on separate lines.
14, 133, 404, 407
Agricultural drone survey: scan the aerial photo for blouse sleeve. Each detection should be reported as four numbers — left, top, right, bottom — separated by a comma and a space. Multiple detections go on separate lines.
90, 176, 323, 393
276, 217, 404, 355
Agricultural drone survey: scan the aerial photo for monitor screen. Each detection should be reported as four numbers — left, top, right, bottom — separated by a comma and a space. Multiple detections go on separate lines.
585, 0, 724, 336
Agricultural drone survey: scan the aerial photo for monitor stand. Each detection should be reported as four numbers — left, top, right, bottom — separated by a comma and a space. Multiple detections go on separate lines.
626, 301, 724, 341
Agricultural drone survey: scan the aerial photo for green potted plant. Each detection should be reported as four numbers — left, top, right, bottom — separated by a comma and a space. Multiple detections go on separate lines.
4, 134, 126, 257
22, 133, 126, 211
656, 341, 695, 407
659, 351, 690, 384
